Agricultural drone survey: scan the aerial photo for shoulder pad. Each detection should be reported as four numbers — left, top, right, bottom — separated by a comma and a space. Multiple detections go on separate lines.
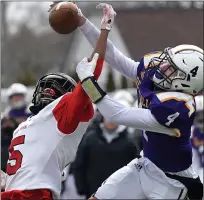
143, 51, 163, 69
149, 92, 195, 129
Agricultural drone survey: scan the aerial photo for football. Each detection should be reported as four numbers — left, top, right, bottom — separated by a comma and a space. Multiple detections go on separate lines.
49, 2, 79, 34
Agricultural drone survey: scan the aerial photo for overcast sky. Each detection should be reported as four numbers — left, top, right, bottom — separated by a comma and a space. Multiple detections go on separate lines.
5, 1, 203, 34
6, 2, 52, 34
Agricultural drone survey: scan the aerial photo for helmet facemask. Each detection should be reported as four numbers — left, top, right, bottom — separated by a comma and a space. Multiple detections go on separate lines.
30, 73, 76, 114
34, 79, 70, 105
148, 45, 204, 95
148, 48, 187, 92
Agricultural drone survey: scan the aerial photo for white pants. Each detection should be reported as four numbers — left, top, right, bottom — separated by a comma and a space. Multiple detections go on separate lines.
192, 148, 203, 184
95, 158, 188, 199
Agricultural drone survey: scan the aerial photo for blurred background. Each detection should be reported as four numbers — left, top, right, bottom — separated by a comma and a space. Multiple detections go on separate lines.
1, 1, 203, 109
1, 1, 203, 197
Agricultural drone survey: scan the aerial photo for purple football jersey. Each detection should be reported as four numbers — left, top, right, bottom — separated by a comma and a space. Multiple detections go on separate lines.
136, 52, 196, 172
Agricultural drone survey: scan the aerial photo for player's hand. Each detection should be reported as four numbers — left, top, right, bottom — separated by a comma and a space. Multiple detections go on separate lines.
96, 3, 116, 31
76, 53, 99, 82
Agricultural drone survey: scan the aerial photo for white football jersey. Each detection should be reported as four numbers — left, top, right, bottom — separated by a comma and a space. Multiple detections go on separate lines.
5, 93, 91, 199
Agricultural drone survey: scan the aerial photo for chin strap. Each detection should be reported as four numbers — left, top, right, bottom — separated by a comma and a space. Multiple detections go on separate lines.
29, 105, 41, 115
29, 98, 55, 115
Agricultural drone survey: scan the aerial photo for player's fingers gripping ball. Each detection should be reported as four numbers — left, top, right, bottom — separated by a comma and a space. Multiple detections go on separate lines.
49, 1, 82, 34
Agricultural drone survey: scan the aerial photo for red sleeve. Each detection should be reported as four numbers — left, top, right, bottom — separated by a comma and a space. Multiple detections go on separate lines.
53, 58, 104, 134
93, 58, 104, 80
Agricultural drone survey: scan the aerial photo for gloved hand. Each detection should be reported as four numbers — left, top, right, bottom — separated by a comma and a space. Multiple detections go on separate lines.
76, 53, 99, 82
96, 3, 117, 31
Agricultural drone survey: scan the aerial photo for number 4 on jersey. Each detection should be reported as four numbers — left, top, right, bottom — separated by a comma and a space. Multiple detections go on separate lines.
165, 112, 180, 126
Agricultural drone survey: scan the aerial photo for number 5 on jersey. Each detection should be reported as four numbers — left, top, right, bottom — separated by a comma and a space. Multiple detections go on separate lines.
165, 112, 180, 126
7, 135, 25, 175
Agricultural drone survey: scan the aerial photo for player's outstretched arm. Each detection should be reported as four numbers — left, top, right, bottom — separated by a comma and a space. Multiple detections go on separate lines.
94, 95, 180, 136
53, 57, 103, 134
78, 3, 139, 81
76, 59, 180, 137
53, 24, 108, 134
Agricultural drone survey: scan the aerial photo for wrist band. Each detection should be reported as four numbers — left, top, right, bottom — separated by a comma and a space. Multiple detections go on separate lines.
82, 76, 106, 103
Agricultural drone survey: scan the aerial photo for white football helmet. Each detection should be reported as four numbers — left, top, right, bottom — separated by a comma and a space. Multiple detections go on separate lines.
7, 83, 28, 109
150, 44, 203, 95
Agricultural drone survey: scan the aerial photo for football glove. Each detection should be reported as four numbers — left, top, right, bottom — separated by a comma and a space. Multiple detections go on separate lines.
96, 3, 117, 31
76, 53, 99, 82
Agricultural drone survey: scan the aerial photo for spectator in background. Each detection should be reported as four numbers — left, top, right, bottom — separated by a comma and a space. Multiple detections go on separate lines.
73, 96, 140, 199
1, 83, 31, 183
191, 95, 204, 183
128, 99, 143, 154
1, 116, 18, 172
110, 91, 143, 153
3, 83, 32, 124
